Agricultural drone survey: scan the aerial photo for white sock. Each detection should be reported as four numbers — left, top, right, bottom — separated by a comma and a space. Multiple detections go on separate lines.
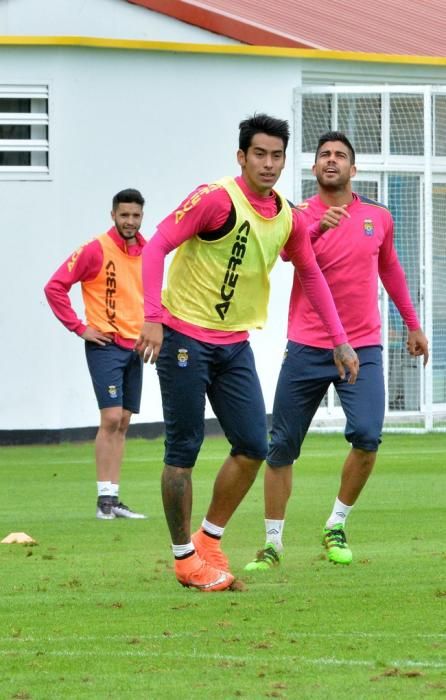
326, 498, 353, 528
110, 483, 119, 498
97, 481, 112, 497
172, 543, 195, 558
265, 519, 285, 551
202, 518, 224, 538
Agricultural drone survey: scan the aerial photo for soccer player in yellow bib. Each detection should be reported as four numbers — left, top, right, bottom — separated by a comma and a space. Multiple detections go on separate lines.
136, 115, 359, 591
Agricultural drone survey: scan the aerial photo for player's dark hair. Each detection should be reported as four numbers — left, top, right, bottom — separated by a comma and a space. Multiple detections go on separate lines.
112, 188, 145, 210
239, 113, 290, 154
315, 131, 356, 164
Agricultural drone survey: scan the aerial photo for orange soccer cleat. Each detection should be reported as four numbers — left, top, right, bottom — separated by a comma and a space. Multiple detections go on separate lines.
192, 528, 230, 572
174, 551, 234, 592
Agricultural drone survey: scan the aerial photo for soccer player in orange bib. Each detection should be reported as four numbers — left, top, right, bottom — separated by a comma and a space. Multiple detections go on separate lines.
45, 189, 148, 521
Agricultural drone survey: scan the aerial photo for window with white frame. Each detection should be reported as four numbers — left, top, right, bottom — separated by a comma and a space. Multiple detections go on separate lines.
0, 84, 49, 177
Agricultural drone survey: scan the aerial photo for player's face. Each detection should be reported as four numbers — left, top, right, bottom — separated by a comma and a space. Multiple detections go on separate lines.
111, 202, 144, 243
313, 140, 356, 190
237, 133, 286, 196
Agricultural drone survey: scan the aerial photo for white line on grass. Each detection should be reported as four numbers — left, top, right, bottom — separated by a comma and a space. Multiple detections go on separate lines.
301, 448, 446, 458
6, 458, 162, 466
1, 631, 446, 643
0, 648, 445, 669
6, 446, 446, 468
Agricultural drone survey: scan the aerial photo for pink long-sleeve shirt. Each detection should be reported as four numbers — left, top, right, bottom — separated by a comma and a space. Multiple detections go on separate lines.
44, 227, 146, 350
143, 176, 347, 346
287, 193, 420, 349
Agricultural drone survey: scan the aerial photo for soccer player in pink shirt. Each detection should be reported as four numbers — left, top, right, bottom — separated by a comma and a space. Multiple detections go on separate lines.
44, 189, 148, 521
245, 132, 429, 571
135, 115, 359, 592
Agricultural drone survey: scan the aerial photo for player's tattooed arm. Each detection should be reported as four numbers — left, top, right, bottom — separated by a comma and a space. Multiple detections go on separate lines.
333, 343, 359, 384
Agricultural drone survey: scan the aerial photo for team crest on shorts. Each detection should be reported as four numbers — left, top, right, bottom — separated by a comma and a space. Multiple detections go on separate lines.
108, 385, 118, 398
177, 348, 189, 368
282, 348, 288, 365
363, 218, 374, 236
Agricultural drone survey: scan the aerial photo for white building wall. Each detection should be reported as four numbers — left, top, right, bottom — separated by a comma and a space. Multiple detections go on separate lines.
2, 0, 446, 433
0, 43, 298, 431
0, 0, 241, 44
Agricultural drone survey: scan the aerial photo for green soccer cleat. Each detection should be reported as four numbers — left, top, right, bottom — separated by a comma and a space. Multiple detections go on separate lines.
244, 543, 282, 572
322, 524, 352, 565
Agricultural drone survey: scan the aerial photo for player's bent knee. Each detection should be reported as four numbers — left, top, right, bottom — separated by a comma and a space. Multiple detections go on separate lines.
231, 452, 264, 470
164, 437, 203, 468
266, 458, 295, 469
231, 441, 268, 463
346, 421, 382, 453
267, 438, 301, 467
349, 433, 381, 453
99, 407, 126, 433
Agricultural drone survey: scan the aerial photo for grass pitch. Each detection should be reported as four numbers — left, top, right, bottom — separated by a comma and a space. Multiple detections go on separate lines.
1, 433, 445, 699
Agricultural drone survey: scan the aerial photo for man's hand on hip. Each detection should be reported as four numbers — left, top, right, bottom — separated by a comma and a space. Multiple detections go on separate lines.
81, 326, 113, 346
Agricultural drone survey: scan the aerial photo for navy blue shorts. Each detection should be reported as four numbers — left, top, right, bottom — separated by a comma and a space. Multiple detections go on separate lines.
155, 327, 268, 468
267, 343, 384, 467
85, 341, 143, 412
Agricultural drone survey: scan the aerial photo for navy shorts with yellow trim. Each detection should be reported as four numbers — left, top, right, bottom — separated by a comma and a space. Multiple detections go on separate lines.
85, 341, 143, 412
156, 327, 268, 468
267, 343, 384, 467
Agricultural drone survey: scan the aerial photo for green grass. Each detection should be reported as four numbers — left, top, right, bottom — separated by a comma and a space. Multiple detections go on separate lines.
1, 433, 445, 699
